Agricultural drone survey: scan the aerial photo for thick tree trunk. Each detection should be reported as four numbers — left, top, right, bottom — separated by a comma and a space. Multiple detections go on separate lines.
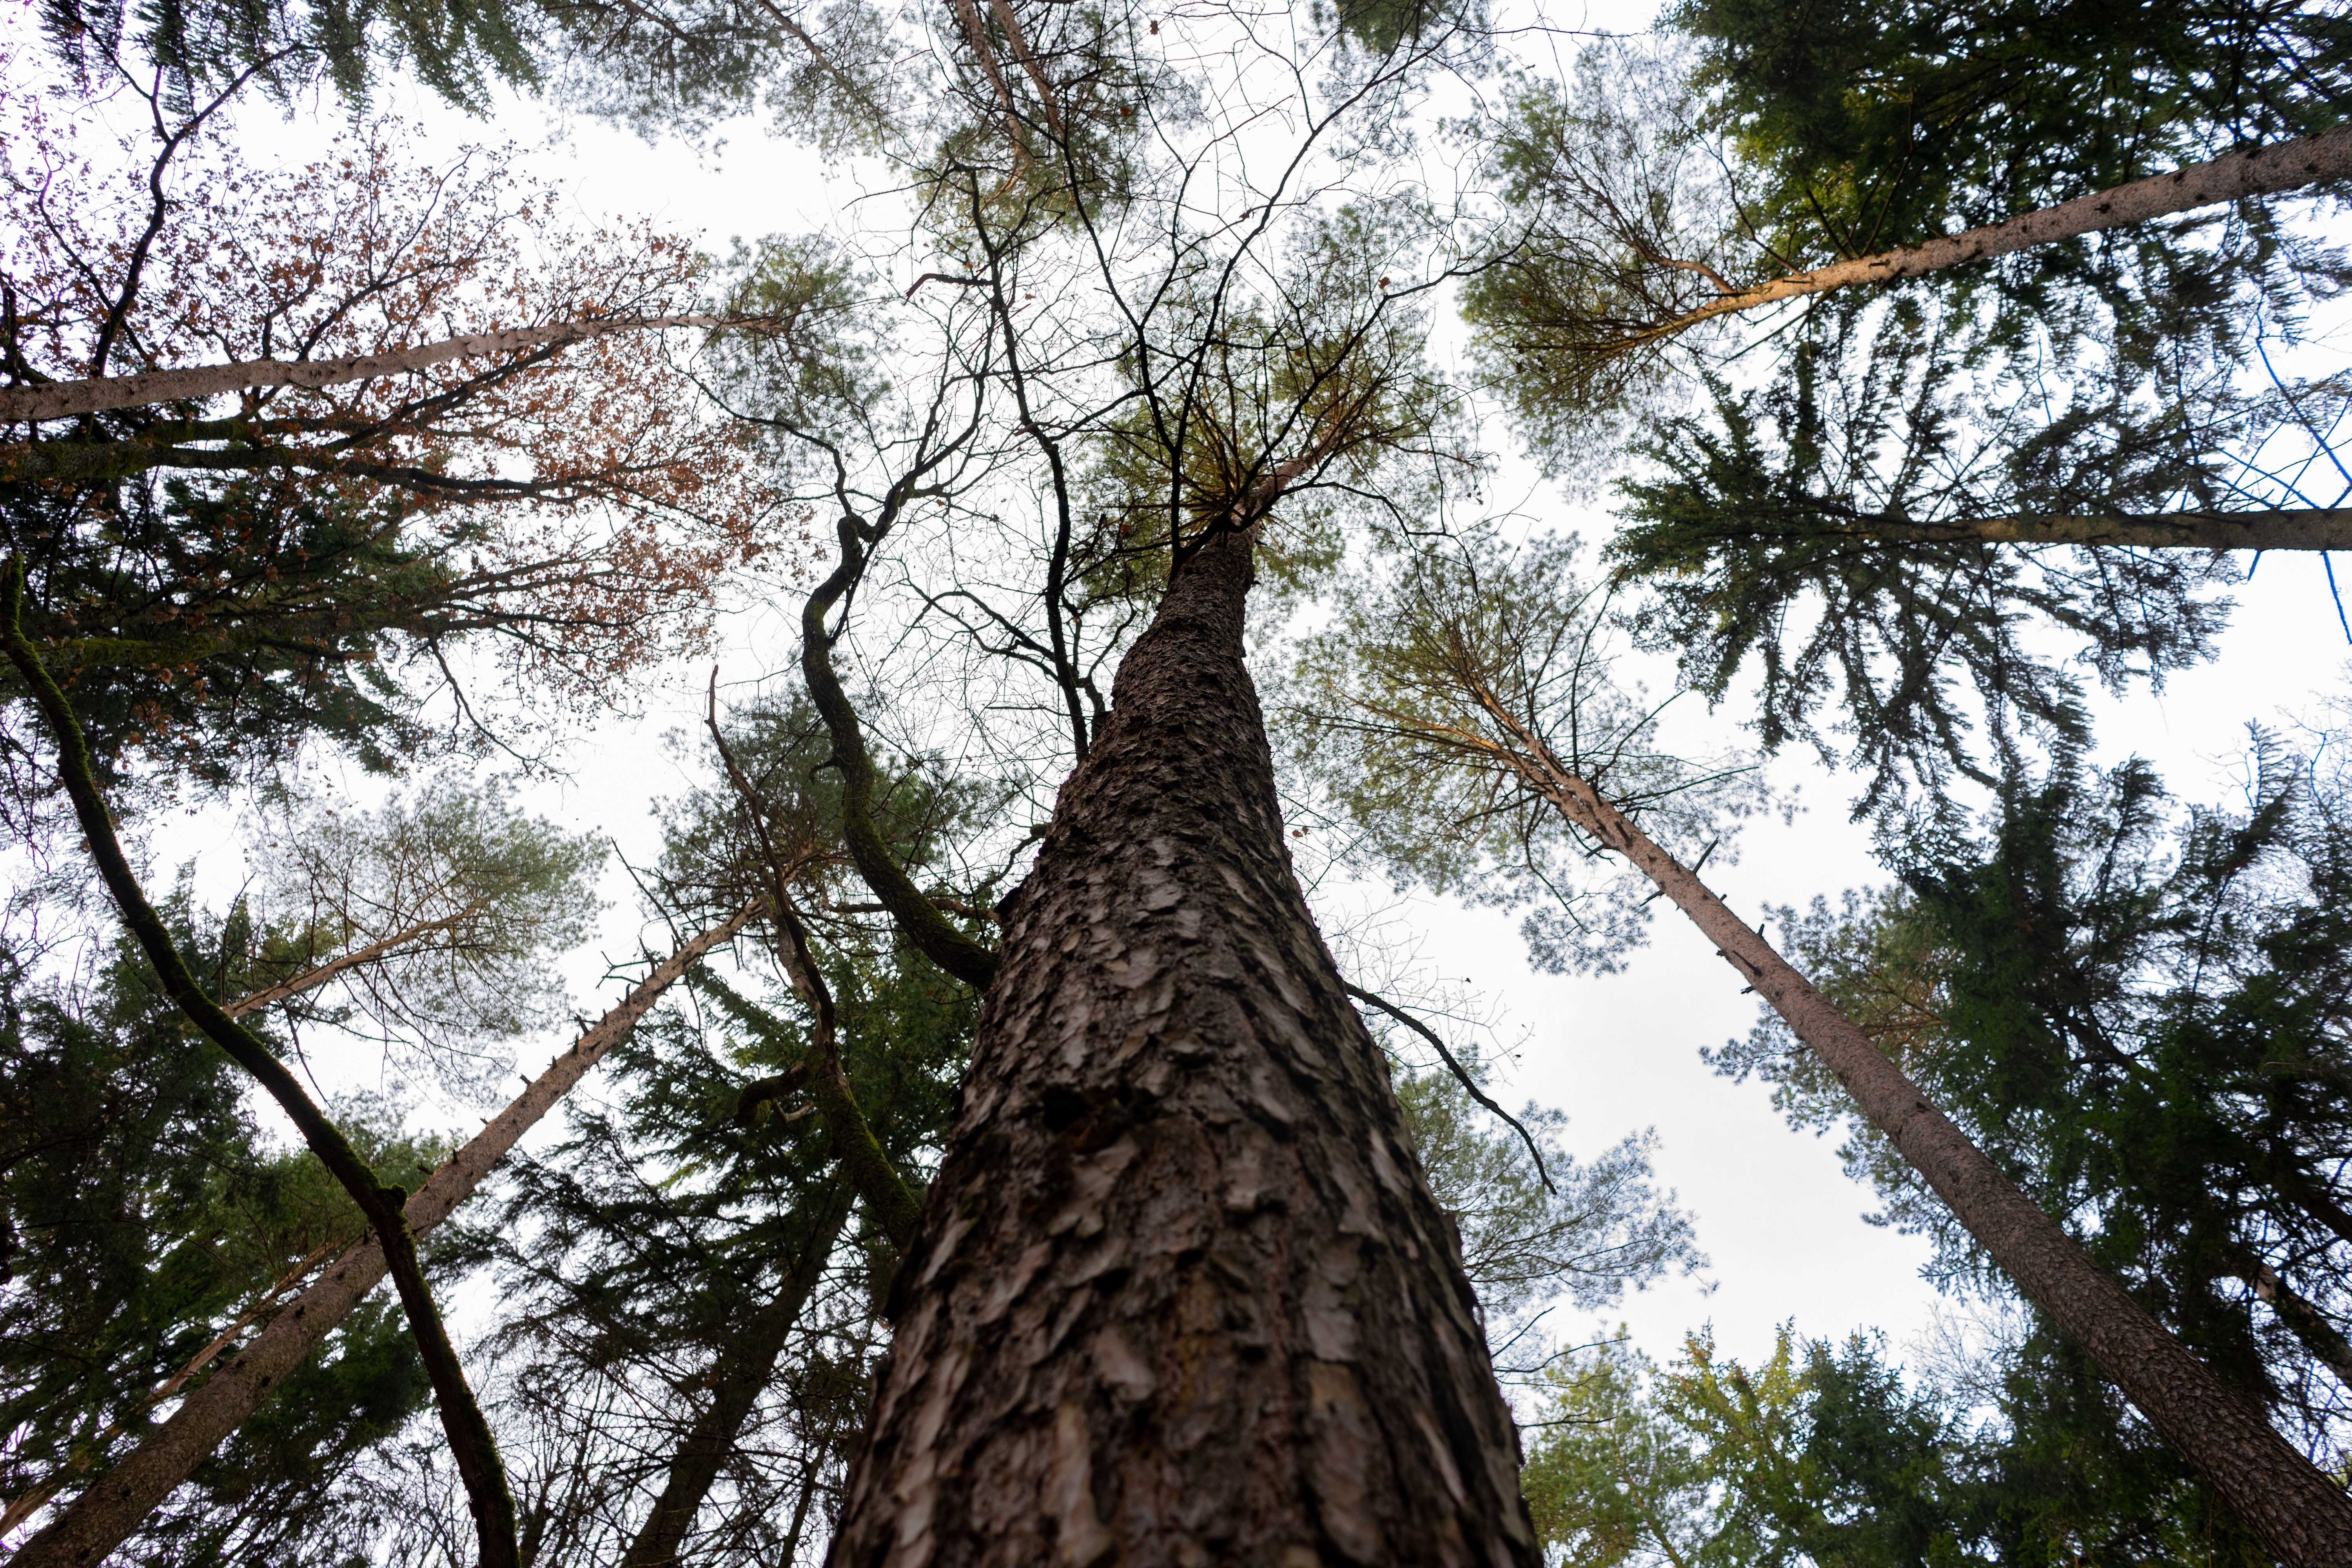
619, 1183, 856, 1568
1616, 123, 2352, 349
11, 902, 760, 1568
826, 530, 1539, 1568
1484, 724, 2352, 1568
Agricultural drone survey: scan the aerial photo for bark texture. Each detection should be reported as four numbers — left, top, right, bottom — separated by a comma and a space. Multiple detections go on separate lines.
827, 530, 1539, 1568
619, 1183, 856, 1568
13, 902, 759, 1568
0, 314, 750, 423
1495, 733, 2352, 1568
1617, 123, 2352, 349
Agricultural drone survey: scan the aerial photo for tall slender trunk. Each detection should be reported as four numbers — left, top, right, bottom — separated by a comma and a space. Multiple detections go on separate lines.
222, 900, 487, 1018
11, 902, 760, 1568
827, 531, 1538, 1567
619, 1183, 856, 1568
1604, 123, 2352, 351
0, 314, 758, 424
1486, 724, 2352, 1568
1659, 507, 2352, 554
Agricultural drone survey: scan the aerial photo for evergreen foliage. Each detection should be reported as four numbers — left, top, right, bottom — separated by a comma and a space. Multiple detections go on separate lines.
1521, 1323, 2265, 1566
1711, 725, 2352, 1479
1459, 3, 2352, 808
0, 910, 464, 1559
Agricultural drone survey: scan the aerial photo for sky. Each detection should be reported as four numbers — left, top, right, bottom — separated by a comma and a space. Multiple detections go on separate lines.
66, 0, 2352, 1397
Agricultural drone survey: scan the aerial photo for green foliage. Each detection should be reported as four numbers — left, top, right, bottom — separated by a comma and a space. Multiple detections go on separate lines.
1281, 529, 1766, 973
424, 696, 980, 1564
1459, 5, 2351, 814
36, 0, 541, 108
1608, 312, 2265, 813
1521, 1323, 2264, 1566
251, 776, 605, 1090
0, 911, 463, 1553
1, 479, 488, 811
1715, 724, 2352, 1460
1678, 0, 2352, 260
1392, 1067, 1702, 1327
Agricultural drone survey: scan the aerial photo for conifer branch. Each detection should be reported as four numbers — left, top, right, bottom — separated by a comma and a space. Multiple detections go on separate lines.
8, 898, 760, 1568
706, 672, 925, 1247
0, 557, 520, 1568
1567, 125, 2352, 356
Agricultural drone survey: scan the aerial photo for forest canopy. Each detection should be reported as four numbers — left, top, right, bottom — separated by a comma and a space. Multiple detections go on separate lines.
3, 0, 2349, 1563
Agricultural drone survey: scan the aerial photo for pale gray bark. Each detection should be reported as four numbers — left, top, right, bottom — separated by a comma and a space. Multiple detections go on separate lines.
0, 314, 751, 424
221, 901, 487, 1019
11, 901, 760, 1568
1619, 124, 2352, 349
1479, 711, 2352, 1568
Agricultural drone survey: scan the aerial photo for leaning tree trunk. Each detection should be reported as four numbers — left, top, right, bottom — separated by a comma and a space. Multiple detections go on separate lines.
620, 1182, 855, 1568
11, 902, 761, 1568
826, 529, 1539, 1567
1492, 735, 2352, 1568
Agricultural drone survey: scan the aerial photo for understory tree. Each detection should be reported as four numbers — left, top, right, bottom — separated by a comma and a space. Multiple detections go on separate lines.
1521, 1319, 2269, 1566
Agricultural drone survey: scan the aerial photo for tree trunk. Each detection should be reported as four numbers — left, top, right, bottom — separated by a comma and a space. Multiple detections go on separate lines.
1672, 507, 2352, 554
1614, 123, 2352, 350
11, 902, 760, 1568
826, 529, 1539, 1568
619, 1181, 856, 1568
222, 900, 487, 1018
1485, 726, 2352, 1568
0, 314, 754, 424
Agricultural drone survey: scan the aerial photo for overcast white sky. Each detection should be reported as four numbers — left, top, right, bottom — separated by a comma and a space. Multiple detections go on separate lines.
77, 0, 2352, 1390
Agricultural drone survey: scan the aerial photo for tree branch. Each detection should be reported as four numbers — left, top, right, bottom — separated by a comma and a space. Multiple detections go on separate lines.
0, 558, 519, 1568
706, 671, 925, 1247
1341, 980, 1555, 1194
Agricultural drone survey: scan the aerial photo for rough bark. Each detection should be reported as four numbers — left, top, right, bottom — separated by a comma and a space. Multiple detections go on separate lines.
0, 314, 756, 423
1600, 123, 2352, 351
618, 1182, 857, 1568
827, 529, 1539, 1568
11, 902, 760, 1568
1484, 718, 2352, 1568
